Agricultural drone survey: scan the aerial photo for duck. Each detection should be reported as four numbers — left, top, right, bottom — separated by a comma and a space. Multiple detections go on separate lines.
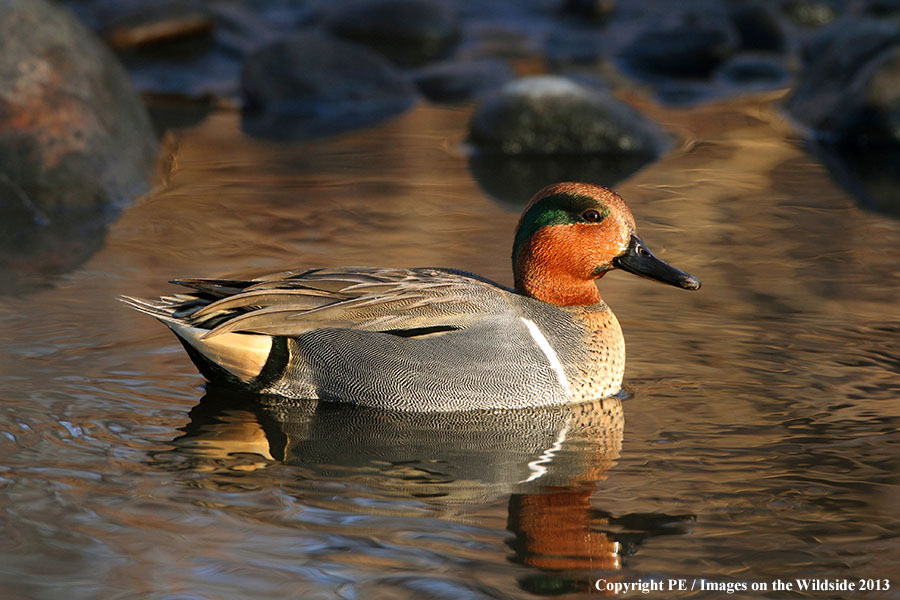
122, 182, 699, 411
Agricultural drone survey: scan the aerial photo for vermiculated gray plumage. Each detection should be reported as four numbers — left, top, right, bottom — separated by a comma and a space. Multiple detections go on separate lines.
122, 266, 626, 411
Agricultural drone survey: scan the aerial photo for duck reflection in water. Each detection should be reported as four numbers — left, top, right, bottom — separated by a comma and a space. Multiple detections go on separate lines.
159, 386, 693, 593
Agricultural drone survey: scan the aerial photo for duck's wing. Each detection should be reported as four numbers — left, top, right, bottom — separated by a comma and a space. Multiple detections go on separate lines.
162, 267, 514, 339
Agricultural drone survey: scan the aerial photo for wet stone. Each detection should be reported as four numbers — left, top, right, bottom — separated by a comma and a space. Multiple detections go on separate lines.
787, 17, 900, 142
862, 0, 900, 16
413, 58, 513, 103
816, 144, 900, 217
468, 76, 666, 156
324, 0, 460, 66
799, 16, 899, 67
0, 0, 157, 213
241, 33, 418, 139
101, 2, 214, 51
824, 46, 900, 143
467, 76, 667, 204
111, 3, 279, 101
616, 8, 740, 80
560, 0, 616, 22
782, 0, 846, 28
728, 2, 788, 53
0, 0, 157, 289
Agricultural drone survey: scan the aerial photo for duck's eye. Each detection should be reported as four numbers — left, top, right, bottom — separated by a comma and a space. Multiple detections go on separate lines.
582, 209, 603, 222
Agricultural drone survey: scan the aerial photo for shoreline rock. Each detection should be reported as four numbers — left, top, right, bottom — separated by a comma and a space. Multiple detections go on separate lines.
241, 33, 418, 139
0, 0, 158, 291
468, 76, 668, 203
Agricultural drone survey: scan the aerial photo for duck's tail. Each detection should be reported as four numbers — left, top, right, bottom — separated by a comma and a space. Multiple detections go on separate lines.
120, 295, 274, 384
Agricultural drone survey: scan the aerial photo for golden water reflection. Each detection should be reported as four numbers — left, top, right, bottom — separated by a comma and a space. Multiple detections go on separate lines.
162, 388, 693, 591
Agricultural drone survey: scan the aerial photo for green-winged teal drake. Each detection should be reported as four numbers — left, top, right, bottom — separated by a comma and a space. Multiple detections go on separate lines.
123, 182, 699, 411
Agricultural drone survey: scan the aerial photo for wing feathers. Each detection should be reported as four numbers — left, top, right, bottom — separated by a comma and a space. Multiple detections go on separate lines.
129, 267, 512, 340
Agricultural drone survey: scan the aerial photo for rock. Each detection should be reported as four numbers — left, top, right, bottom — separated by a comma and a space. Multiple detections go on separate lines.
241, 33, 418, 139
617, 8, 740, 79
782, 0, 845, 28
824, 46, 900, 143
799, 16, 898, 67
467, 76, 667, 203
728, 2, 788, 53
324, 0, 460, 66
561, 0, 616, 22
815, 144, 900, 217
862, 0, 900, 17
68, 1, 295, 101
0, 0, 157, 213
101, 2, 214, 51
145, 96, 214, 137
0, 0, 157, 290
413, 58, 513, 103
112, 3, 280, 101
469, 76, 666, 155
717, 54, 790, 86
786, 18, 900, 143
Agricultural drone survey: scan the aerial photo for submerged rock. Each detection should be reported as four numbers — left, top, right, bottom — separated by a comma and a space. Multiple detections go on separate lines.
324, 0, 460, 66
468, 76, 667, 203
0, 0, 158, 290
787, 18, 900, 143
241, 33, 418, 139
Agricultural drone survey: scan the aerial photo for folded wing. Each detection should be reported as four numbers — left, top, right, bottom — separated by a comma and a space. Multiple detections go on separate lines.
158, 267, 513, 339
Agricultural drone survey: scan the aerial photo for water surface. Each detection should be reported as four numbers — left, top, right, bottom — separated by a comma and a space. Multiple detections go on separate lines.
1, 94, 899, 599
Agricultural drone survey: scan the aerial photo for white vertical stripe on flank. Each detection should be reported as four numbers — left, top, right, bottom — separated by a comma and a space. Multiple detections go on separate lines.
520, 317, 572, 398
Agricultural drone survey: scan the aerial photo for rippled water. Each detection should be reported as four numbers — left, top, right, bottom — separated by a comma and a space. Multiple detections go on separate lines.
1, 94, 899, 599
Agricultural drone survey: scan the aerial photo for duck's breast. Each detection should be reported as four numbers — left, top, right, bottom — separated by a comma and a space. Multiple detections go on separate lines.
517, 299, 626, 403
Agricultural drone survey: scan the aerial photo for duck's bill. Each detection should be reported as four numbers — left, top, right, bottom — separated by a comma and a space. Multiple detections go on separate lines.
613, 235, 701, 290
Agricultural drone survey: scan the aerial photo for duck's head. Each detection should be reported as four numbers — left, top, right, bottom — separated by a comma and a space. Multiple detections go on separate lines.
513, 182, 700, 306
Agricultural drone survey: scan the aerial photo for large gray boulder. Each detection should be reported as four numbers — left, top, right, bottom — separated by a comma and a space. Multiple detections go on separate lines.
0, 0, 157, 215
0, 0, 158, 292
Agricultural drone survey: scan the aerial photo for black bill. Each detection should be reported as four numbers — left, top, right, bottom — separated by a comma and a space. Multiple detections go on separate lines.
613, 235, 701, 290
